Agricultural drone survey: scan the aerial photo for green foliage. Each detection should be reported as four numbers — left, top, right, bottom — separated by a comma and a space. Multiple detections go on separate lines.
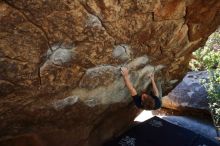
202, 70, 220, 126
190, 47, 220, 71
189, 28, 220, 127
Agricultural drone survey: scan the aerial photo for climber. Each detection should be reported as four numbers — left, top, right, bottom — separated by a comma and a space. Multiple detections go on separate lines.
121, 67, 162, 110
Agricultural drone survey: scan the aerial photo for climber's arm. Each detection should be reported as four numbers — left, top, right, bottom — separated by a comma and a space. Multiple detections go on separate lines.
149, 73, 159, 97
121, 67, 137, 96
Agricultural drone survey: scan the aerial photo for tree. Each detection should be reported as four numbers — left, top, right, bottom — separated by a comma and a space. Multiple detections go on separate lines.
189, 27, 220, 139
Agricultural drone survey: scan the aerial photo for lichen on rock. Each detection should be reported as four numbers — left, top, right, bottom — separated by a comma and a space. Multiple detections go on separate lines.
113, 44, 132, 62
0, 0, 220, 146
53, 96, 79, 110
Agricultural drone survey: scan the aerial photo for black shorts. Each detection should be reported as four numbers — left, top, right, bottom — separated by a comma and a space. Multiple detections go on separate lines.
151, 95, 162, 110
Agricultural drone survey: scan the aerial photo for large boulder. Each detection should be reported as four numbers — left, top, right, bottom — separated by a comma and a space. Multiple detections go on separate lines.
0, 0, 220, 146
162, 71, 209, 111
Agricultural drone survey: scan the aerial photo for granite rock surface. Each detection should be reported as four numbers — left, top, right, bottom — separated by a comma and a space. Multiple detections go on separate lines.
0, 0, 220, 146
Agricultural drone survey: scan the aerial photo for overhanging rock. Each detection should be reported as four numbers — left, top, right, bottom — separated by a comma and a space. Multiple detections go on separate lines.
0, 0, 220, 146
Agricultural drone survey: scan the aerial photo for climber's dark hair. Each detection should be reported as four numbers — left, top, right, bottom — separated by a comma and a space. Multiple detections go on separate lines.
142, 96, 155, 110
141, 91, 155, 110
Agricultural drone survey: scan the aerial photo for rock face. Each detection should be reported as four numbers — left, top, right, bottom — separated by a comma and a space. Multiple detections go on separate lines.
162, 71, 210, 111
0, 0, 220, 146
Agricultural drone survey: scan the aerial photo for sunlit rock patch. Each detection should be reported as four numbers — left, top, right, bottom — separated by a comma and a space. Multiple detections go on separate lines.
0, 0, 219, 146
